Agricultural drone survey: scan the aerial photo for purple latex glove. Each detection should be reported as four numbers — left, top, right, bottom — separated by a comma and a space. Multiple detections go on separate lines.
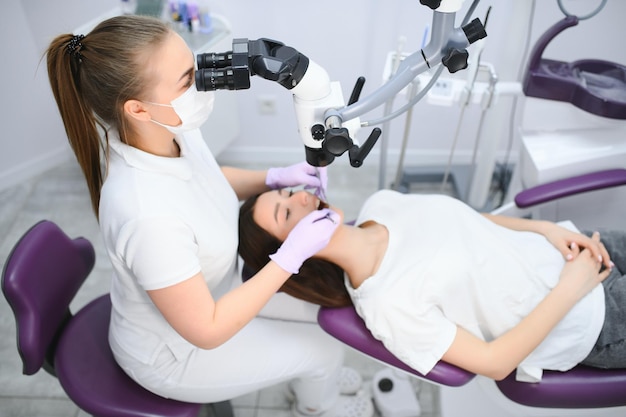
269, 208, 340, 274
266, 162, 328, 199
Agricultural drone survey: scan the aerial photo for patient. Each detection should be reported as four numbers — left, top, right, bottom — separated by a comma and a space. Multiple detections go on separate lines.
238, 188, 626, 382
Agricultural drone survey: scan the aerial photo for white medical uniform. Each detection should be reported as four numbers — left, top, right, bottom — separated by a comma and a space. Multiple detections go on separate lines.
346, 190, 605, 382
100, 129, 343, 406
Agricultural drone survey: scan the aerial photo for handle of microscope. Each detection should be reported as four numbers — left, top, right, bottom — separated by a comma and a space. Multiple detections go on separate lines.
348, 76, 366, 105
349, 128, 382, 168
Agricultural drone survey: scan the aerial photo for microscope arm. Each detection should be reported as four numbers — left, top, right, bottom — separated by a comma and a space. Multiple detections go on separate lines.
319, 9, 484, 167
334, 10, 486, 124
194, 0, 486, 167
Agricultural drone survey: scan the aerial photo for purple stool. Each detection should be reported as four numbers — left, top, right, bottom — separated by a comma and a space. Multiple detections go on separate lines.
2, 221, 232, 417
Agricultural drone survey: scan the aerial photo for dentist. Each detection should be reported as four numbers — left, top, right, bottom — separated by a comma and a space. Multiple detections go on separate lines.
45, 14, 372, 417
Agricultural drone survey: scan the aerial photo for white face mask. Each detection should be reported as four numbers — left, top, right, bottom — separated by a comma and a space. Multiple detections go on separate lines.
147, 85, 215, 135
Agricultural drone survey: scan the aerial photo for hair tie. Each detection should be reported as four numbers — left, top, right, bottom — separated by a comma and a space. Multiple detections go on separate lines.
67, 34, 85, 61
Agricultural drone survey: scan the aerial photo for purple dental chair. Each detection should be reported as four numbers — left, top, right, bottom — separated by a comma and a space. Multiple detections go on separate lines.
318, 303, 626, 409
318, 169, 626, 409
499, 170, 626, 409
317, 171, 626, 409
317, 172, 626, 410
319, 11, 626, 413
1, 220, 233, 417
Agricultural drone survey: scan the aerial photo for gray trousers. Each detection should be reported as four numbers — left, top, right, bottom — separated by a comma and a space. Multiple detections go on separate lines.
580, 230, 626, 368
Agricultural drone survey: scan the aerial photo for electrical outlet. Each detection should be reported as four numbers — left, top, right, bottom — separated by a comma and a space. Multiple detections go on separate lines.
419, 76, 460, 106
430, 79, 453, 97
258, 95, 277, 115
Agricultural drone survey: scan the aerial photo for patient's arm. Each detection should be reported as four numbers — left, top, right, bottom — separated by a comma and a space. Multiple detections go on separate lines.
481, 212, 551, 234
482, 213, 610, 269
442, 243, 609, 380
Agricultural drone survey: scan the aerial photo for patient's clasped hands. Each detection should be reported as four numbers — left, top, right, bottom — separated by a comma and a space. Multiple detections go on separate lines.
558, 232, 612, 301
543, 223, 612, 269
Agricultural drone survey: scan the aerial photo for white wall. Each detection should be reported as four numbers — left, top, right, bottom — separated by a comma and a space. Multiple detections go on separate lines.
216, 0, 626, 169
2, 0, 626, 191
1, 0, 118, 191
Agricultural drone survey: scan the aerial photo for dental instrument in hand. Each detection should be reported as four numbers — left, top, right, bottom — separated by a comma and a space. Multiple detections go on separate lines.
312, 210, 337, 224
315, 167, 328, 203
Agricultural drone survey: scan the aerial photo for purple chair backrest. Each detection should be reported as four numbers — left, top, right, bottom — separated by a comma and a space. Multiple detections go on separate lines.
1, 221, 95, 375
318, 305, 475, 387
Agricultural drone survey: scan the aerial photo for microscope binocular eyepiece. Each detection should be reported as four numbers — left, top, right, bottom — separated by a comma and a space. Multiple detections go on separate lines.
195, 39, 252, 91
197, 51, 233, 69
195, 66, 251, 91
195, 51, 252, 91
195, 38, 309, 92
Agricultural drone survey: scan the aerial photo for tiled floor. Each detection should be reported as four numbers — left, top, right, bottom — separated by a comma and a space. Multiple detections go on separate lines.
0, 159, 445, 417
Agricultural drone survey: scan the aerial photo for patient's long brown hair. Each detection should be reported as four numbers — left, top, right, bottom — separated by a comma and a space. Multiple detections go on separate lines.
238, 194, 353, 307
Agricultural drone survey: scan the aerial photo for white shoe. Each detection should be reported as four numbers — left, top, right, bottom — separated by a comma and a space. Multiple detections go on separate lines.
291, 391, 374, 417
337, 366, 363, 395
286, 366, 364, 401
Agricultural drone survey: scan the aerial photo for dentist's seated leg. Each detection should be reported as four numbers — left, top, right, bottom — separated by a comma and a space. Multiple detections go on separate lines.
241, 264, 367, 402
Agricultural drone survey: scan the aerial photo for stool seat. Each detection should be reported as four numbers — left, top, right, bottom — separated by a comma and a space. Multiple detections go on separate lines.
56, 294, 201, 417
1, 221, 208, 417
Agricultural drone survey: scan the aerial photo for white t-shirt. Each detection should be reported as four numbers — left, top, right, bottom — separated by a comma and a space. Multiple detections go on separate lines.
100, 129, 240, 365
346, 190, 605, 382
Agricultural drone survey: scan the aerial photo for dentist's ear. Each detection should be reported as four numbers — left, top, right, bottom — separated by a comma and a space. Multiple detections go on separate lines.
124, 99, 152, 122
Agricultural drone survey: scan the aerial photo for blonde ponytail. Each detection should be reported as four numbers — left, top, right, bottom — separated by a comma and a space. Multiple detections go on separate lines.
45, 15, 170, 218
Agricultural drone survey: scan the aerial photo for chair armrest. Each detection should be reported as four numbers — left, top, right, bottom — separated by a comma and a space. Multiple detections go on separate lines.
496, 365, 626, 408
515, 169, 626, 208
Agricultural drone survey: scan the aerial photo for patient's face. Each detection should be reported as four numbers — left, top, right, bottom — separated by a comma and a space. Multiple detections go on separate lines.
253, 190, 341, 241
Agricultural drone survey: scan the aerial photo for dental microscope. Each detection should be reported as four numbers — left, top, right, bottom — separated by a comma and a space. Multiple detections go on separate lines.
194, 0, 487, 170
